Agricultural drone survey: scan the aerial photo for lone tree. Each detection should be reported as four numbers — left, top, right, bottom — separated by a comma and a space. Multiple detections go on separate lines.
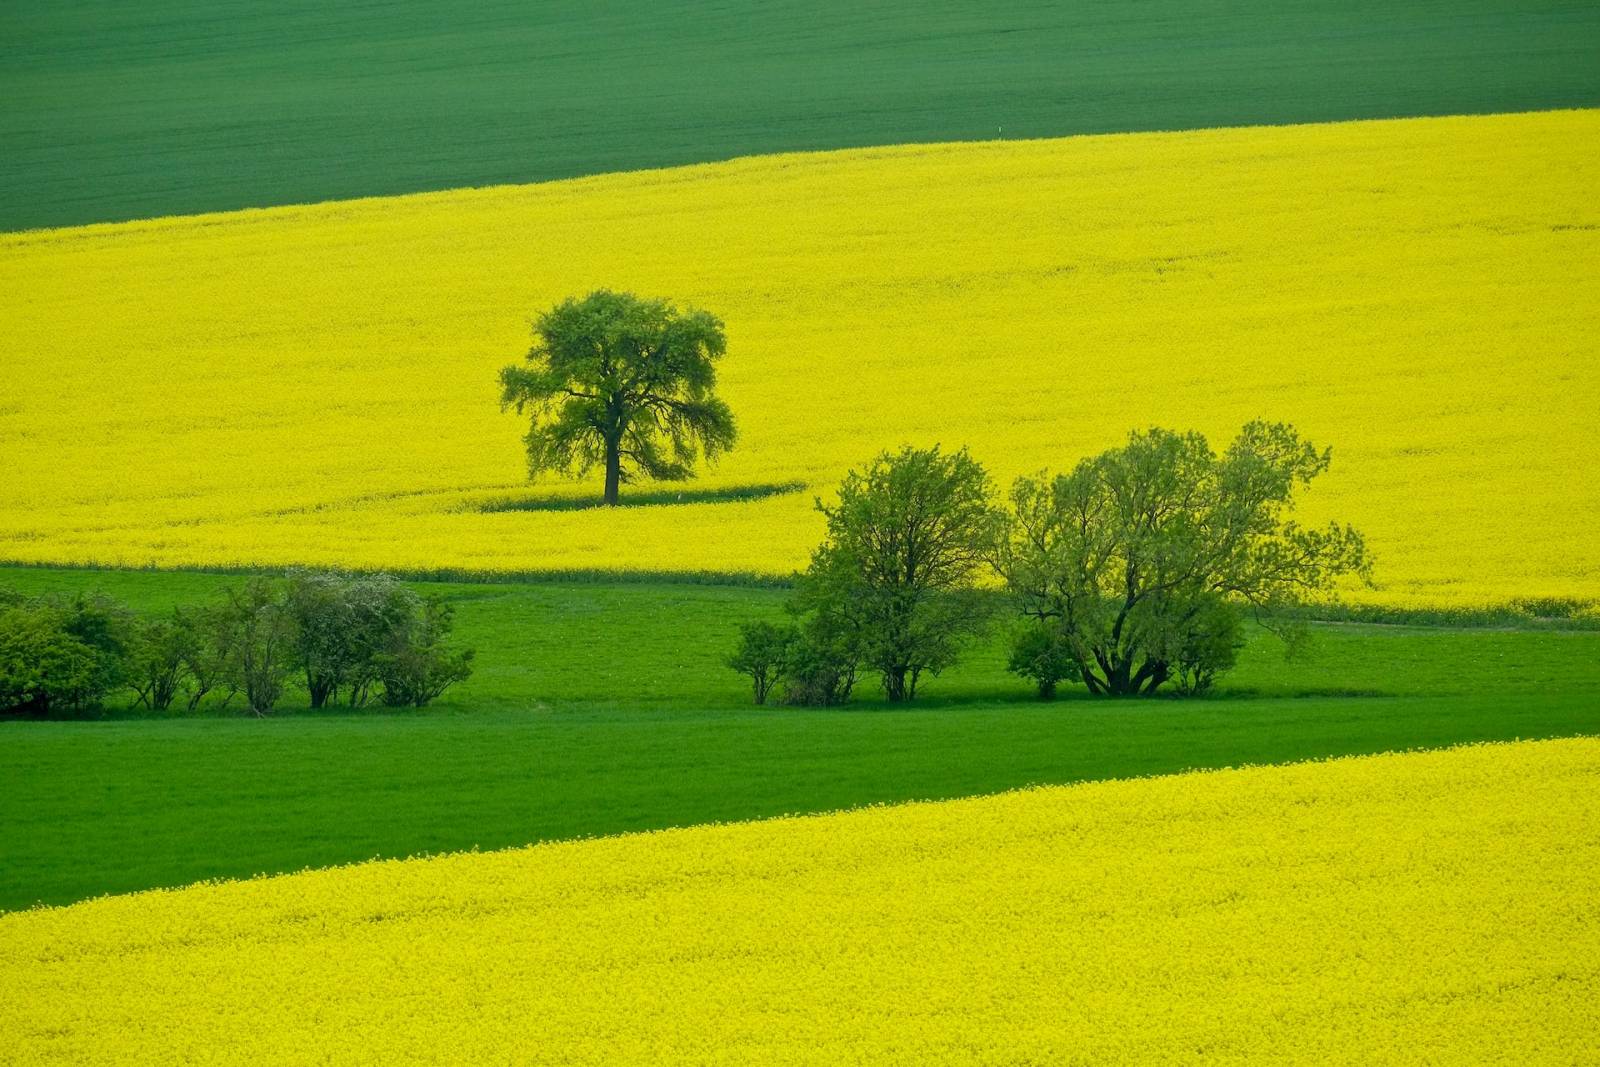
499, 290, 737, 506
995, 421, 1370, 697
796, 445, 1000, 702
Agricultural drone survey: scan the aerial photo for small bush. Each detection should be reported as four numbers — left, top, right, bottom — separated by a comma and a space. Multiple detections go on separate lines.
1006, 622, 1077, 700
1167, 597, 1245, 697
727, 621, 795, 705
1, 604, 105, 716
779, 625, 857, 707
216, 579, 296, 715
286, 570, 419, 708
376, 598, 474, 708
175, 603, 237, 712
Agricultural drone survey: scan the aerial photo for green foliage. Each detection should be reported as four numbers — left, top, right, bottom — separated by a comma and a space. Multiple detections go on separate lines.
4, 571, 482, 717
0, 605, 103, 717
215, 579, 297, 716
0, 571, 478, 718
284, 570, 348, 709
727, 610, 859, 708
500, 290, 736, 505
126, 614, 194, 712
285, 570, 420, 708
0, 593, 131, 717
998, 422, 1371, 696
174, 603, 237, 712
795, 446, 1000, 702
5, 2, 1597, 230
727, 621, 794, 705
1164, 594, 1245, 697
777, 619, 858, 707
375, 598, 474, 708
1006, 622, 1078, 700
198, 573, 476, 713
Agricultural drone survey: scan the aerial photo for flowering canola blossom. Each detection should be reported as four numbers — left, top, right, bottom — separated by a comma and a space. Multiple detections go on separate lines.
2, 738, 1596, 1064
1, 110, 1596, 607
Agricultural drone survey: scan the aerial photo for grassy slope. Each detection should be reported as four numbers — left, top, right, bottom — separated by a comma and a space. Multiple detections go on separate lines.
3, 0, 1597, 230
2, 566, 1596, 910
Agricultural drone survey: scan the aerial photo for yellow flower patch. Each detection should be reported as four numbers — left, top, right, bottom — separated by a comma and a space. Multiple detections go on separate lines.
1, 110, 1596, 605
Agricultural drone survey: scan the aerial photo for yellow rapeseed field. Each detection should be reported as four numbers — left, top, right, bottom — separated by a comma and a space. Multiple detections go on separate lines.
2, 110, 1596, 605
2, 738, 1595, 1064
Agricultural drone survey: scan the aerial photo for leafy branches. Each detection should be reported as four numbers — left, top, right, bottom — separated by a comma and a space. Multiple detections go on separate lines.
499, 290, 737, 505
995, 421, 1371, 696
734, 422, 1373, 705
2, 573, 476, 718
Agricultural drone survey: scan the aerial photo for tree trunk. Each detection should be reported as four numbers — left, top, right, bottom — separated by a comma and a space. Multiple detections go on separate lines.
1105, 656, 1131, 695
307, 665, 342, 709
884, 667, 908, 702
1088, 656, 1168, 697
603, 440, 621, 506
1135, 660, 1170, 695
1088, 645, 1149, 696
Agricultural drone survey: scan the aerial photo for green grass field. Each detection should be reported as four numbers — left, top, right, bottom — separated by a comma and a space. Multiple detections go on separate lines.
3, 565, 1596, 910
4, 0, 1597, 231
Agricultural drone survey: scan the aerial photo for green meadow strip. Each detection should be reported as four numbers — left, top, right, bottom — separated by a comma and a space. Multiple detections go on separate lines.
2, 566, 1598, 910
3, 0, 1597, 230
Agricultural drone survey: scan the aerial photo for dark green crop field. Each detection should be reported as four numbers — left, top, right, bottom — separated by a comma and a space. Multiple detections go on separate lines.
2, 566, 1596, 911
3, 0, 1597, 231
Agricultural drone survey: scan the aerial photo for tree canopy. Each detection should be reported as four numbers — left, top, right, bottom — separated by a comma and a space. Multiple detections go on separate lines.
796, 445, 1000, 702
996, 421, 1371, 696
499, 290, 737, 505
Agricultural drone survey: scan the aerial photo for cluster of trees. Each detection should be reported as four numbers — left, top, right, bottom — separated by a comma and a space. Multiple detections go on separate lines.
0, 571, 474, 719
730, 422, 1371, 704
493, 293, 1362, 704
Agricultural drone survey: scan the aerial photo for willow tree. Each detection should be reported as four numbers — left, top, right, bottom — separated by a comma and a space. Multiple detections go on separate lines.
499, 290, 737, 505
996, 422, 1371, 696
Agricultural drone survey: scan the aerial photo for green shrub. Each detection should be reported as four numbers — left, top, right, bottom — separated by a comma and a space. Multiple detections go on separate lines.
0, 594, 131, 717
727, 621, 795, 705
126, 614, 194, 712
1166, 596, 1246, 697
1006, 622, 1077, 700
285, 570, 419, 708
376, 598, 474, 708
213, 579, 296, 716
778, 623, 857, 707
